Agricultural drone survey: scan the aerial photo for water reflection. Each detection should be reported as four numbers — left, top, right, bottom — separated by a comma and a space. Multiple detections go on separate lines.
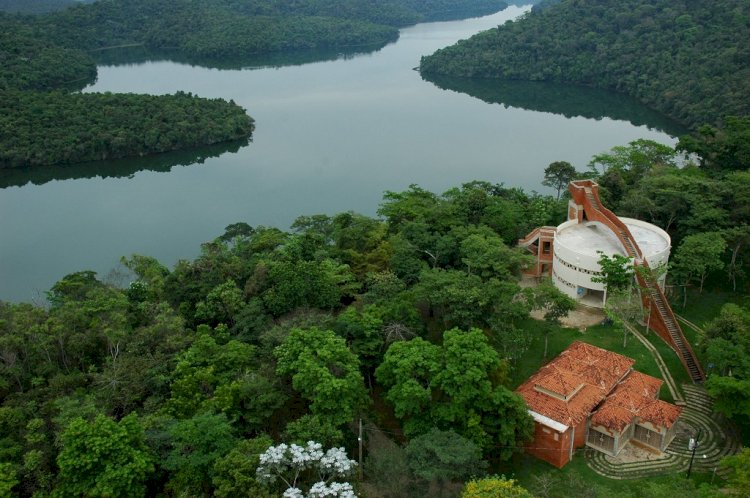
423, 74, 688, 137
0, 139, 249, 189
91, 42, 393, 71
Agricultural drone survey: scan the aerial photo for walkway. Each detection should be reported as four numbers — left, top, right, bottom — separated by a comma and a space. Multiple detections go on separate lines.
584, 322, 739, 480
586, 385, 740, 479
623, 323, 684, 404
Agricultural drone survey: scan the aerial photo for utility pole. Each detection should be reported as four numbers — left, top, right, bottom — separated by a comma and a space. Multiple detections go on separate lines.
357, 417, 362, 481
687, 428, 701, 478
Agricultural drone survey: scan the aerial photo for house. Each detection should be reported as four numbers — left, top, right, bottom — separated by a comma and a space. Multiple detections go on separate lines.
515, 341, 682, 468
518, 180, 671, 309
518, 179, 705, 383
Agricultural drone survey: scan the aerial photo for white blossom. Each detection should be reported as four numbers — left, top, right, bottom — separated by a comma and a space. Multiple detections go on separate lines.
308, 481, 356, 498
283, 487, 305, 498
256, 441, 358, 497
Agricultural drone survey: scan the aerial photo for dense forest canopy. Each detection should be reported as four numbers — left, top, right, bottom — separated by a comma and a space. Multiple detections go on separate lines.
0, 91, 255, 167
0, 11, 255, 167
419, 0, 750, 129
29, 0, 509, 57
2, 127, 750, 494
0, 0, 510, 167
0, 16, 95, 91
0, 0, 94, 15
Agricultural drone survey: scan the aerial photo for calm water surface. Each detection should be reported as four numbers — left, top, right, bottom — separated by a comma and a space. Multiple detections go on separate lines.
0, 5, 683, 302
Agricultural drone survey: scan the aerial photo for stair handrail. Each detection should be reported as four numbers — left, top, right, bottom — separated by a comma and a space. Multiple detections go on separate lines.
635, 263, 705, 381
517, 226, 556, 247
568, 180, 704, 383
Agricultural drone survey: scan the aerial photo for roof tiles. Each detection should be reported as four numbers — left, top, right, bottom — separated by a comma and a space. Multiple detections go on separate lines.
517, 341, 681, 433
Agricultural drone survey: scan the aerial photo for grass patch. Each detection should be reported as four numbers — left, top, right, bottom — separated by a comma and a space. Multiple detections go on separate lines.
669, 288, 746, 374
670, 288, 744, 328
494, 451, 716, 497
635, 324, 692, 388
509, 318, 671, 396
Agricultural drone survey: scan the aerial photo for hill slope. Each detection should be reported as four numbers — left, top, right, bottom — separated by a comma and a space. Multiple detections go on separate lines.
34, 0, 508, 57
419, 0, 750, 128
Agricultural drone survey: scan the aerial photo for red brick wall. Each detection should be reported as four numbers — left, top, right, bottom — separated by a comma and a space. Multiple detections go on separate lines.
525, 422, 572, 468
573, 419, 587, 449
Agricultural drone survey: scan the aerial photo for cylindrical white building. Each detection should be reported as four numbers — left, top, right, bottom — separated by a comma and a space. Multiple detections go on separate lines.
552, 217, 671, 308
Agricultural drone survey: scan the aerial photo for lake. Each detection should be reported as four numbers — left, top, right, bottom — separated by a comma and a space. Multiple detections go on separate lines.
0, 5, 684, 302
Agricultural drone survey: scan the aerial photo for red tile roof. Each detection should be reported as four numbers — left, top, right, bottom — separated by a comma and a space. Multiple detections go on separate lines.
638, 400, 682, 429
517, 341, 681, 433
616, 370, 663, 399
516, 341, 634, 427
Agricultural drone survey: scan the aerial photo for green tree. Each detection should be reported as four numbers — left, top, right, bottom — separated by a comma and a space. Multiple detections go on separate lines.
542, 161, 577, 200
164, 412, 237, 496
531, 279, 576, 358
54, 413, 154, 498
334, 305, 385, 372
274, 327, 367, 427
375, 337, 441, 435
603, 287, 645, 348
405, 429, 487, 483
282, 414, 345, 448
462, 475, 533, 498
720, 448, 750, 497
212, 436, 274, 498
166, 327, 285, 431
591, 252, 634, 292
0, 462, 18, 497
459, 227, 532, 280
588, 140, 677, 180
194, 279, 245, 326
415, 269, 528, 329
672, 232, 727, 293
677, 116, 750, 172
705, 376, 750, 419
376, 329, 532, 454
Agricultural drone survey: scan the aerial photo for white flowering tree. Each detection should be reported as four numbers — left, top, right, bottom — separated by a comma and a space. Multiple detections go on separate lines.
256, 441, 358, 498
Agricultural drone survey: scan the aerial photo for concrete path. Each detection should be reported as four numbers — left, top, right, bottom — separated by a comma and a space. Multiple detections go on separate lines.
585, 324, 740, 480
586, 385, 740, 479
623, 322, 685, 404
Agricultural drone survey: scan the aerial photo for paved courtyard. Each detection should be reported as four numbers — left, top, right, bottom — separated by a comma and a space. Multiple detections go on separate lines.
586, 384, 741, 479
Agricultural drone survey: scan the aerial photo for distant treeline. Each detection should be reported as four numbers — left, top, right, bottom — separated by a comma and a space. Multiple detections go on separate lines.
419, 0, 750, 129
0, 0, 509, 168
0, 0, 94, 15
0, 17, 96, 91
0, 14, 254, 168
32, 0, 508, 58
0, 91, 254, 167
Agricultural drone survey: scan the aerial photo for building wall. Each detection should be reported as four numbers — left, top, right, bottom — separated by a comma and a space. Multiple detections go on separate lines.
620, 217, 672, 287
573, 418, 587, 449
552, 220, 607, 301
525, 422, 572, 468
552, 217, 672, 305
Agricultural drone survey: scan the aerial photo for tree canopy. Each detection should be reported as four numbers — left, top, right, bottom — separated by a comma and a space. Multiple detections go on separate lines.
420, 0, 750, 129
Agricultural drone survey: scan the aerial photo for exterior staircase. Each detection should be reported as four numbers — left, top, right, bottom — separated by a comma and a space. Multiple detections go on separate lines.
586, 385, 739, 479
570, 181, 705, 383
518, 226, 556, 278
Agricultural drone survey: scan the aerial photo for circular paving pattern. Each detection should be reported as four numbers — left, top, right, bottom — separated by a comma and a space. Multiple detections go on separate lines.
586, 385, 741, 479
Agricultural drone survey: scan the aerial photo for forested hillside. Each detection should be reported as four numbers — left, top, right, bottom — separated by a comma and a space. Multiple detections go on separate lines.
0, 181, 556, 496
420, 0, 750, 128
0, 13, 254, 167
32, 0, 508, 57
0, 0, 510, 167
2, 127, 750, 494
0, 91, 254, 167
0, 17, 95, 91
0, 0, 94, 15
